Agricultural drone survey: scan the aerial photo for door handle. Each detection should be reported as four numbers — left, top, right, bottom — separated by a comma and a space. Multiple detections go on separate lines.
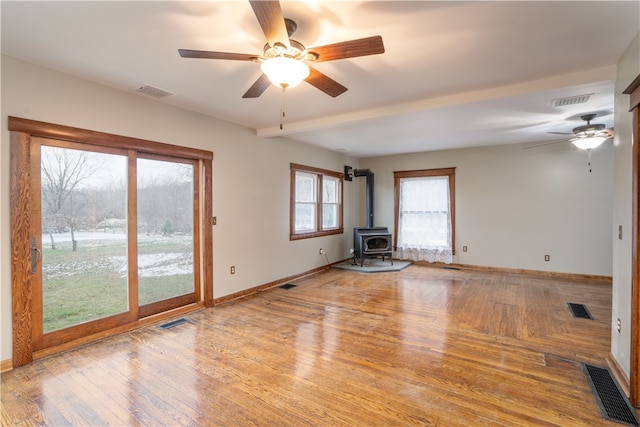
31, 237, 41, 274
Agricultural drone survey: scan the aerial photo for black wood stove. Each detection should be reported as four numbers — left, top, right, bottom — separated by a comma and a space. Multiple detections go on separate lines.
353, 227, 393, 267
345, 166, 394, 267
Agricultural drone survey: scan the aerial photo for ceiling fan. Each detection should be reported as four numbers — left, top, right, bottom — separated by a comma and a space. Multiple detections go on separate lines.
178, 0, 385, 99
547, 113, 614, 150
524, 113, 614, 150
524, 113, 615, 172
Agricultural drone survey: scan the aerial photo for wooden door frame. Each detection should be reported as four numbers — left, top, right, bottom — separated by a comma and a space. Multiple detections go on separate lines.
625, 74, 640, 407
9, 117, 214, 367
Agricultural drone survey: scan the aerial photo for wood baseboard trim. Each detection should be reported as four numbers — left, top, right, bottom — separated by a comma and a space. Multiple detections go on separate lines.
212, 259, 610, 308
413, 261, 612, 284
213, 257, 613, 306
607, 352, 631, 398
213, 264, 332, 306
1, 358, 13, 373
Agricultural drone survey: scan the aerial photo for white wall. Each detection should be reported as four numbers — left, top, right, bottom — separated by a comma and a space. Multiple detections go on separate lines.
0, 55, 360, 362
360, 140, 613, 276
611, 33, 640, 380
0, 52, 622, 366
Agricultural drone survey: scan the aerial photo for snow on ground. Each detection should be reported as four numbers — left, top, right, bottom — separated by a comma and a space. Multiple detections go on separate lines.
42, 231, 193, 279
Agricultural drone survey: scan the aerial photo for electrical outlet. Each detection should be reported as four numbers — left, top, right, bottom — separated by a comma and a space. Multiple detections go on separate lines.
544, 255, 550, 262
230, 266, 235, 274
619, 225, 623, 240
319, 248, 325, 255
463, 246, 468, 252
212, 216, 217, 225
617, 318, 622, 333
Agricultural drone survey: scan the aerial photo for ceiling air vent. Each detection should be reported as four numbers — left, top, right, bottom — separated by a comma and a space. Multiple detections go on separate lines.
552, 93, 593, 107
136, 85, 174, 99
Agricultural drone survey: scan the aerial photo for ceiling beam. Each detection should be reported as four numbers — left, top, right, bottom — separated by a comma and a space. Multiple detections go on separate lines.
255, 65, 617, 138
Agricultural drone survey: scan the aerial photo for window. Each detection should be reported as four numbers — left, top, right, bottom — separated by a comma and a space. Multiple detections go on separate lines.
394, 168, 455, 263
291, 163, 343, 239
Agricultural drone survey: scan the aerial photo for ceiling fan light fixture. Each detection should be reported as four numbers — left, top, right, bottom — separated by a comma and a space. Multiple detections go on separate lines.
571, 136, 607, 150
260, 56, 310, 89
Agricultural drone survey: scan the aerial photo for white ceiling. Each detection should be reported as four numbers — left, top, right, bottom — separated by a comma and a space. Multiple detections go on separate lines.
2, 1, 639, 158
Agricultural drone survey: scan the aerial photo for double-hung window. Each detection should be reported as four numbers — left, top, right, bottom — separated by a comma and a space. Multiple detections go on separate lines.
291, 163, 343, 239
394, 168, 455, 263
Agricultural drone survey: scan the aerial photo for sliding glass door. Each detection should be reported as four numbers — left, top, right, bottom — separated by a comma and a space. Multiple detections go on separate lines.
9, 116, 213, 366
32, 138, 200, 349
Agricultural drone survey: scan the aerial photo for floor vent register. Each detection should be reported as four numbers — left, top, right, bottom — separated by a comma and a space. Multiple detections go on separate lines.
584, 364, 639, 426
159, 318, 190, 329
568, 302, 593, 319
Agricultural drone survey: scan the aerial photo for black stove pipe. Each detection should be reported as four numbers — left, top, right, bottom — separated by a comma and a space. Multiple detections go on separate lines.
354, 168, 374, 228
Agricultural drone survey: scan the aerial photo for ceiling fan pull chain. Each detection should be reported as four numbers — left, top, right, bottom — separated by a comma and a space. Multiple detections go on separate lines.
588, 149, 592, 173
280, 86, 286, 130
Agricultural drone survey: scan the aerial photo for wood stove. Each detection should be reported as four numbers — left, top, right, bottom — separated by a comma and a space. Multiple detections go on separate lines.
353, 227, 393, 267
346, 166, 394, 267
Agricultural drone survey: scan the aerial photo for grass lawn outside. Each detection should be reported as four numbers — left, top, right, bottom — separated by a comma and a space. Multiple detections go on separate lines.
42, 231, 193, 332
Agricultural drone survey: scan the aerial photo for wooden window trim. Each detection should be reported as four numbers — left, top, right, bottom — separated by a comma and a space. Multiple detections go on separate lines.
624, 75, 640, 407
393, 167, 456, 254
290, 163, 344, 240
8, 117, 212, 160
9, 116, 213, 367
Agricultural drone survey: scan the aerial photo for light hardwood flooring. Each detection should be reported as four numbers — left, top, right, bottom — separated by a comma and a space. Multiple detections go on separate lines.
1, 265, 628, 426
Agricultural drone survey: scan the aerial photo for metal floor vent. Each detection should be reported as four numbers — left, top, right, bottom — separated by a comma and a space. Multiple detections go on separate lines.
159, 318, 190, 329
568, 302, 593, 319
279, 283, 297, 290
584, 364, 639, 426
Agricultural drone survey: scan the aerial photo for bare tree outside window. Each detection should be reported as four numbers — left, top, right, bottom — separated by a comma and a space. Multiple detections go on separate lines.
41, 147, 105, 251
40, 145, 129, 332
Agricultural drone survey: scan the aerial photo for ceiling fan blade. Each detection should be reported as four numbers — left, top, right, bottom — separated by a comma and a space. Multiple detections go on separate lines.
308, 36, 385, 63
305, 67, 347, 97
547, 131, 573, 135
179, 49, 257, 61
249, 0, 290, 49
242, 74, 271, 98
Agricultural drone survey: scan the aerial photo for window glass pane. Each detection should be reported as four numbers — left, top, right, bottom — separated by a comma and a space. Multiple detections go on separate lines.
398, 212, 449, 246
323, 177, 338, 203
401, 177, 449, 211
322, 204, 338, 229
398, 176, 451, 249
296, 172, 316, 203
41, 146, 128, 332
137, 158, 194, 306
295, 203, 316, 232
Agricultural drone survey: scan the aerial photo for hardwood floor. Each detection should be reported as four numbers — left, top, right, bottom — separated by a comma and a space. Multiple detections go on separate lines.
1, 265, 627, 426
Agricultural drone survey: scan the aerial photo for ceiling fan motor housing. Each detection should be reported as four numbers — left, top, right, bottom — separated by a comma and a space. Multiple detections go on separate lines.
263, 39, 306, 60
572, 114, 607, 136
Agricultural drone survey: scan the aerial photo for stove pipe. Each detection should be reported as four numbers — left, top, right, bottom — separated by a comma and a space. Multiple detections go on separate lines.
354, 168, 374, 228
